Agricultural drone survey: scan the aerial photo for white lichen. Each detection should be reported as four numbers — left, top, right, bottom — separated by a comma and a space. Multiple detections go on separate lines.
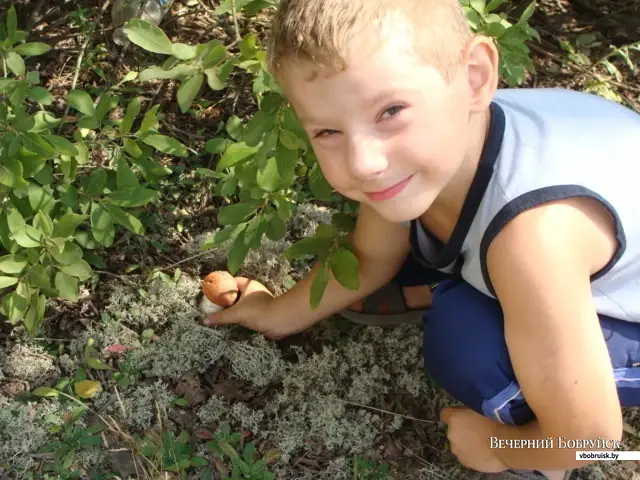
2, 343, 59, 388
125, 318, 228, 379
105, 274, 202, 331
225, 334, 286, 387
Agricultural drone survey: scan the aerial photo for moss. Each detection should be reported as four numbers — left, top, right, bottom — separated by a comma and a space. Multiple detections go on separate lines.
2, 343, 59, 388
125, 318, 228, 379
0, 396, 66, 474
93, 380, 175, 433
68, 315, 141, 359
225, 334, 286, 387
104, 274, 202, 331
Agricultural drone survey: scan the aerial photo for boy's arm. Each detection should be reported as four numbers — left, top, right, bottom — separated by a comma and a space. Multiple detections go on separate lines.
486, 197, 623, 470
206, 203, 413, 338
266, 202, 412, 335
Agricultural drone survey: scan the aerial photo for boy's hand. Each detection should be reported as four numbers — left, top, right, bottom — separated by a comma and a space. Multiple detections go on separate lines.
440, 406, 509, 473
202, 277, 286, 340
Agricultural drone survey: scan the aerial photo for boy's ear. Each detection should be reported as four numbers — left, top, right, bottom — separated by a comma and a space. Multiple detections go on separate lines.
463, 35, 500, 112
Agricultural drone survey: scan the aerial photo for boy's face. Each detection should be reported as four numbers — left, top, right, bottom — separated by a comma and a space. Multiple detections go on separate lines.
281, 29, 480, 223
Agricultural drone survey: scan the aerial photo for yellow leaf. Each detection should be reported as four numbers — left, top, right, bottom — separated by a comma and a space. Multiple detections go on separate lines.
74, 380, 102, 399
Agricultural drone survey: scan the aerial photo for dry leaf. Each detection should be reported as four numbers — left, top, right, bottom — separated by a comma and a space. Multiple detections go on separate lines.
74, 380, 102, 399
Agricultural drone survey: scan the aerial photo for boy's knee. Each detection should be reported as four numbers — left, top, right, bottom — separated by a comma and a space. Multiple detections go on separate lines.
422, 280, 535, 424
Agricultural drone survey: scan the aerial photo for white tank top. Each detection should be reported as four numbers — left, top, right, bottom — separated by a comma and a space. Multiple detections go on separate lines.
409, 88, 640, 323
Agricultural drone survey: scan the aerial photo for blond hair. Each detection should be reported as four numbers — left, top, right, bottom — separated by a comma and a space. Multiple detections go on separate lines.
266, 0, 473, 84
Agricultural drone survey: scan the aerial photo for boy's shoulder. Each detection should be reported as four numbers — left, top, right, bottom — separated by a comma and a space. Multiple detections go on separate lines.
492, 87, 639, 131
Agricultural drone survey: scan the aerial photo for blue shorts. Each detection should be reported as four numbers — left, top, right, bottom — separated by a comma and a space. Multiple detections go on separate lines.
394, 257, 640, 425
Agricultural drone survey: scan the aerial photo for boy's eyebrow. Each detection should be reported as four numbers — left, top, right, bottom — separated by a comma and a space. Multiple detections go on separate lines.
298, 89, 401, 125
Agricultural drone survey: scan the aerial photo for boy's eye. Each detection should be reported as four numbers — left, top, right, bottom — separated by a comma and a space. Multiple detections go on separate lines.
314, 129, 338, 139
380, 105, 404, 120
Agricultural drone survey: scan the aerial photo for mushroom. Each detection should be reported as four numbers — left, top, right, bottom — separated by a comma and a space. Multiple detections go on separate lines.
200, 271, 239, 315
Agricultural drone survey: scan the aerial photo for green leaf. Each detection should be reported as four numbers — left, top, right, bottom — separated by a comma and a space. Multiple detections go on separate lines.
28, 264, 51, 290
256, 156, 281, 192
244, 215, 268, 249
284, 236, 333, 260
11, 225, 43, 248
0, 276, 18, 288
204, 67, 225, 90
0, 290, 29, 324
265, 213, 286, 241
279, 129, 303, 150
470, 0, 486, 13
33, 387, 60, 398
138, 104, 160, 134
0, 254, 28, 274
200, 224, 241, 250
28, 183, 55, 213
6, 206, 25, 233
6, 5, 17, 43
107, 186, 159, 208
83, 168, 107, 196
329, 247, 360, 290
21, 132, 55, 157
177, 72, 204, 113
123, 138, 143, 158
171, 43, 197, 60
52, 213, 86, 238
518, 0, 536, 23
120, 97, 141, 135
310, 262, 330, 309
67, 89, 95, 116
204, 137, 232, 154
116, 158, 139, 189
486, 0, 507, 12
42, 134, 78, 156
33, 211, 53, 237
55, 271, 79, 301
123, 19, 174, 55
217, 142, 258, 171
227, 229, 250, 275
77, 116, 99, 130
309, 163, 333, 201
243, 110, 269, 147
6, 51, 25, 77
14, 42, 52, 57
218, 201, 260, 225
27, 86, 53, 105
275, 143, 298, 187
91, 202, 115, 247
59, 259, 92, 281
50, 240, 83, 265
102, 203, 144, 235
95, 92, 113, 123
141, 134, 188, 157
139, 64, 197, 81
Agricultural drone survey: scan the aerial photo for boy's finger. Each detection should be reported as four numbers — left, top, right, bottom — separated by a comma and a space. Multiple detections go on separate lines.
204, 309, 236, 327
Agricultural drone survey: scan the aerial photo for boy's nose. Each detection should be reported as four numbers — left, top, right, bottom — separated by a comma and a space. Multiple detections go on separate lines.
347, 137, 388, 179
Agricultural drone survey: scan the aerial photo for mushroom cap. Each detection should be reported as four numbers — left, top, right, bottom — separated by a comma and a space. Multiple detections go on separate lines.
202, 271, 239, 308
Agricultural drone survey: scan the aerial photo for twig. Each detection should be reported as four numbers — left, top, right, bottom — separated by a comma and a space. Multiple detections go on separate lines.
160, 248, 219, 270
529, 43, 640, 95
114, 384, 128, 421
230, 0, 242, 43
334, 397, 440, 424
57, 0, 113, 134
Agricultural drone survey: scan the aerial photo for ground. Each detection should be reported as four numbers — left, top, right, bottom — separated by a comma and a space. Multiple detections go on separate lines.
0, 0, 639, 479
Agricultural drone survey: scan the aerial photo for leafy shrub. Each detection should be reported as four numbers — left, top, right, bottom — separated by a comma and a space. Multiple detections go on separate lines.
0, 4, 186, 335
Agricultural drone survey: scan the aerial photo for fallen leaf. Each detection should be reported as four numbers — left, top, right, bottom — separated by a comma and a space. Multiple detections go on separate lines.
104, 344, 135, 354
74, 380, 102, 399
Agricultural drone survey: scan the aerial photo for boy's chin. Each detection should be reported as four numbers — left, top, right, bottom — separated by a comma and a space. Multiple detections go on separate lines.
368, 200, 430, 224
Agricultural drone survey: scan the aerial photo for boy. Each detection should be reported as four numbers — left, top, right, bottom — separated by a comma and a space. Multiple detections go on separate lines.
204, 0, 640, 478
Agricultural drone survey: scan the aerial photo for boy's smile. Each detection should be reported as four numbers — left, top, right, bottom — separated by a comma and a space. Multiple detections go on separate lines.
279, 25, 496, 236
